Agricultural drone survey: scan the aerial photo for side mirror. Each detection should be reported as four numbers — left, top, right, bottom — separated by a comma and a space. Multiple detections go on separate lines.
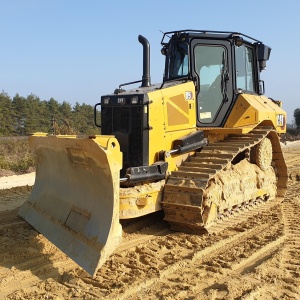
258, 44, 271, 71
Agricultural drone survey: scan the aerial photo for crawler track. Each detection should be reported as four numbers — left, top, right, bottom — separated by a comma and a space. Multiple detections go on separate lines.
163, 127, 288, 232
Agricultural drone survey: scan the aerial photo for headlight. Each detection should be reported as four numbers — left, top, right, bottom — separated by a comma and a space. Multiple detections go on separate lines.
102, 97, 110, 105
131, 96, 139, 104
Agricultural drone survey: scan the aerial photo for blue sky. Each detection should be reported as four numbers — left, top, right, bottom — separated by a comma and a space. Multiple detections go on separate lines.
1, 0, 299, 122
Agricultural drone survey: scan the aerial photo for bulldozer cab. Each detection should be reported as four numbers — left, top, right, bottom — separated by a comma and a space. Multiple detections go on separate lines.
161, 30, 271, 127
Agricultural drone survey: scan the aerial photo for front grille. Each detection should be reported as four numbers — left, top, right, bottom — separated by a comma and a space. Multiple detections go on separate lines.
101, 105, 146, 172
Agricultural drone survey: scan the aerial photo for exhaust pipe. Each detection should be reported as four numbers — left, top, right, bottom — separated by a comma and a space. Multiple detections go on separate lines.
138, 35, 151, 87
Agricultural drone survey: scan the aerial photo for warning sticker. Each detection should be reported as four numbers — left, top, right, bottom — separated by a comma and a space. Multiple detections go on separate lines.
185, 91, 193, 100
200, 112, 212, 119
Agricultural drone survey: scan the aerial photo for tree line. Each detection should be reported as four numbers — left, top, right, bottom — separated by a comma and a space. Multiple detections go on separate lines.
0, 92, 100, 136
1, 91, 299, 136
294, 108, 300, 128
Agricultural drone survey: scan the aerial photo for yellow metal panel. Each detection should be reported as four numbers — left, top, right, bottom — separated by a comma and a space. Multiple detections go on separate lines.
167, 102, 189, 126
162, 82, 197, 132
119, 182, 164, 219
225, 95, 257, 128
170, 93, 190, 114
147, 82, 197, 166
147, 89, 167, 165
224, 94, 286, 133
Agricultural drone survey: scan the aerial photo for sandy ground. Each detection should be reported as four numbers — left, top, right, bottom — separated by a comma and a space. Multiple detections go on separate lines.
0, 142, 299, 299
0, 173, 35, 190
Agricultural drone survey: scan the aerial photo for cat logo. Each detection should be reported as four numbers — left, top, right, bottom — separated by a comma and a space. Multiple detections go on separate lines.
117, 98, 126, 104
276, 114, 285, 127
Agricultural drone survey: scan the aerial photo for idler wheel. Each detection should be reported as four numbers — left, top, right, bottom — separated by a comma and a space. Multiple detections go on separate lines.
254, 138, 272, 171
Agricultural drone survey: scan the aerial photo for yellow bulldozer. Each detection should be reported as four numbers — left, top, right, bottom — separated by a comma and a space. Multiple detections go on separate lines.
19, 30, 288, 276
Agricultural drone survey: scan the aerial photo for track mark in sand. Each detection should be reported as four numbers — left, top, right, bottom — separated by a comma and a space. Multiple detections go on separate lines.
284, 149, 300, 182
231, 235, 284, 274
0, 259, 77, 299
0, 207, 77, 298
118, 211, 171, 252
117, 228, 171, 252
207, 197, 282, 235
280, 183, 300, 296
0, 192, 29, 212
98, 203, 284, 300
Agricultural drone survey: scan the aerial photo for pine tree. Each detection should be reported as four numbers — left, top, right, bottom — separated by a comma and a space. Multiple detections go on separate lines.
25, 94, 42, 134
12, 94, 28, 135
294, 108, 300, 128
72, 102, 99, 135
0, 92, 14, 136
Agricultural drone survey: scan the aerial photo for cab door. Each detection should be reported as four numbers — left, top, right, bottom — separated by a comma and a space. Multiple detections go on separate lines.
191, 39, 233, 127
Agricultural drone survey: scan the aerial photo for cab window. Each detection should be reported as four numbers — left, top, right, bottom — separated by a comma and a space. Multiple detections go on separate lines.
168, 42, 189, 78
235, 45, 255, 92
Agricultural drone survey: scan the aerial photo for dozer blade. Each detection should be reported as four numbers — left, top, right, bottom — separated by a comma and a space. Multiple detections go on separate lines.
19, 134, 123, 276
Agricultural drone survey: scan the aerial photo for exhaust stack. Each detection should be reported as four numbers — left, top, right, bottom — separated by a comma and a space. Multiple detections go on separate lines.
138, 35, 151, 87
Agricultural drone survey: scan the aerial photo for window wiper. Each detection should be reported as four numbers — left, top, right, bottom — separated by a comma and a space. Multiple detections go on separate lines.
221, 67, 229, 102
221, 52, 229, 103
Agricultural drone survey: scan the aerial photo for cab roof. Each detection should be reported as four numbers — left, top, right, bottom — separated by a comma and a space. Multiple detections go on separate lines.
161, 30, 263, 45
